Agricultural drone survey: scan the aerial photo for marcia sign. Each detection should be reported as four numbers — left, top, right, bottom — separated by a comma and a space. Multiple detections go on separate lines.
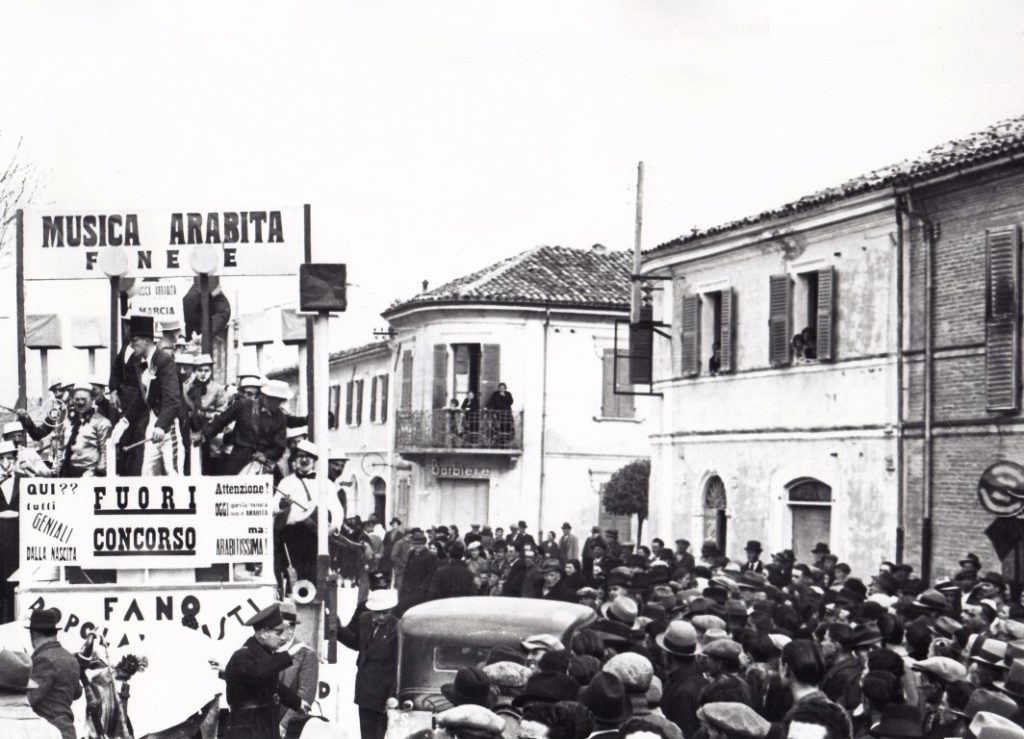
20, 476, 274, 569
22, 207, 304, 280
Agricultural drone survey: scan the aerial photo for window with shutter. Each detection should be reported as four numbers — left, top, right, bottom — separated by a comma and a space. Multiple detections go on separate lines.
432, 345, 449, 410
600, 349, 635, 418
355, 379, 364, 425
380, 375, 390, 421
328, 384, 340, 429
769, 274, 792, 367
816, 267, 836, 362
628, 305, 654, 385
370, 376, 378, 423
986, 227, 1021, 412
480, 344, 501, 404
681, 295, 701, 377
345, 380, 354, 425
673, 279, 685, 375
400, 351, 413, 410
719, 288, 735, 373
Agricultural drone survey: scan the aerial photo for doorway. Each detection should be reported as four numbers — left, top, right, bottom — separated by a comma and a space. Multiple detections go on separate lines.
371, 476, 387, 524
703, 476, 728, 554
787, 478, 832, 561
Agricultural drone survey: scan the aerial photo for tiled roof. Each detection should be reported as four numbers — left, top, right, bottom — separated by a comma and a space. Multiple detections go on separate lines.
268, 339, 389, 379
652, 114, 1024, 253
384, 245, 632, 315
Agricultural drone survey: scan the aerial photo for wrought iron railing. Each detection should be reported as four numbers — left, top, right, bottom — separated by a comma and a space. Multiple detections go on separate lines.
395, 409, 523, 452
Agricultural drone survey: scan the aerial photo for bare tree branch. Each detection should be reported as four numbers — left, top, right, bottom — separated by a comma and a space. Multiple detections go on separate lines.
0, 136, 37, 258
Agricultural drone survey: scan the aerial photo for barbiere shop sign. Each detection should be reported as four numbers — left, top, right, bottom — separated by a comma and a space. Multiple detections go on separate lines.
21, 207, 305, 280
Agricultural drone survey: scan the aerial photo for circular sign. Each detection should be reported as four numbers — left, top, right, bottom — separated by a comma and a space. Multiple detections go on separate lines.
189, 244, 220, 275
97, 248, 129, 277
978, 461, 1024, 517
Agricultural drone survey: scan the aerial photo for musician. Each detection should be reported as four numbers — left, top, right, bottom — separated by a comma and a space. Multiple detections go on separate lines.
2, 421, 51, 477
281, 426, 308, 477
57, 383, 112, 477
275, 440, 320, 592
88, 377, 117, 424
0, 441, 18, 621
128, 315, 184, 476
184, 353, 230, 474
198, 379, 290, 478
15, 379, 66, 443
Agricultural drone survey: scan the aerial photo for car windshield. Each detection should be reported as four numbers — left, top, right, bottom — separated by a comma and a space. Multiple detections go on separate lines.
434, 645, 491, 671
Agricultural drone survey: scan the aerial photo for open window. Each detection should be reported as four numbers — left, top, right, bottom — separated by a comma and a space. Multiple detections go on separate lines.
769, 268, 835, 366
701, 289, 734, 375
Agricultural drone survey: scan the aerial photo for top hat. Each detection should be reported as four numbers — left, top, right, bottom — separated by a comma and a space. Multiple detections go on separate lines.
441, 666, 493, 708
127, 315, 156, 338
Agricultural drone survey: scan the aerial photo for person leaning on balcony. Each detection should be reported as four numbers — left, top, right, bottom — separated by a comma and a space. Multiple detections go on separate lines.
484, 382, 515, 442
461, 391, 480, 437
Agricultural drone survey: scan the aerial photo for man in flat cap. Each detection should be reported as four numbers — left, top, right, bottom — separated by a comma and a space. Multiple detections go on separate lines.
26, 608, 82, 739
698, 701, 771, 739
183, 353, 230, 474
0, 648, 61, 738
223, 603, 309, 739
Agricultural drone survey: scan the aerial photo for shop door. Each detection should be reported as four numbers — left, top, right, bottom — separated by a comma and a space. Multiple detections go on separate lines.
439, 479, 490, 531
791, 506, 831, 562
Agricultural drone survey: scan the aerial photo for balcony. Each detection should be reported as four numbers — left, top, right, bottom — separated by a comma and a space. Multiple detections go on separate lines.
395, 409, 523, 456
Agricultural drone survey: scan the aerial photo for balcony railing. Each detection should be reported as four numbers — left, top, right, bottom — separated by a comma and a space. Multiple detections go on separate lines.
396, 409, 524, 453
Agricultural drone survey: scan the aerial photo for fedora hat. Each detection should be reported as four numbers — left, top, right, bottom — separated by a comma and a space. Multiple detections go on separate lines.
579, 672, 632, 724
811, 542, 831, 555
512, 671, 579, 707
366, 590, 398, 612
744, 540, 762, 553
261, 380, 293, 400
26, 608, 60, 634
994, 658, 1024, 699
600, 597, 638, 626
441, 666, 492, 708
912, 589, 949, 613
970, 712, 1024, 739
655, 621, 698, 658
965, 688, 1019, 720
0, 649, 35, 692
972, 637, 1010, 668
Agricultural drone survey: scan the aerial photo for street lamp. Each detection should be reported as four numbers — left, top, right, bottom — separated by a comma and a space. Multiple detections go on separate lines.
189, 244, 220, 355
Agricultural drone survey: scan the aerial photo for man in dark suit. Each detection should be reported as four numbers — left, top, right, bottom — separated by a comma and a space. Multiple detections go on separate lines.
223, 603, 308, 739
198, 380, 290, 478
338, 589, 400, 739
510, 520, 536, 552
126, 315, 183, 475
741, 540, 765, 574
26, 608, 82, 739
397, 531, 438, 615
109, 315, 148, 475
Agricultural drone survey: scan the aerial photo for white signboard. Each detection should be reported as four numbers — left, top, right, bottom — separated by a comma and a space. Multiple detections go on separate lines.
128, 278, 186, 323
22, 207, 305, 280
20, 476, 274, 570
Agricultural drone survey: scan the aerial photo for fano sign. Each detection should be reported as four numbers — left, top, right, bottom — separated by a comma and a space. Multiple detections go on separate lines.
22, 207, 304, 280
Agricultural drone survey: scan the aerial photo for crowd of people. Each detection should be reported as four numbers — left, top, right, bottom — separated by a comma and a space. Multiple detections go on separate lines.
324, 522, 1024, 739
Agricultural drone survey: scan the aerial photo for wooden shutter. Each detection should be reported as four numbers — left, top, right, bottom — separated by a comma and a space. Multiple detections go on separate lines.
345, 380, 353, 425
480, 344, 501, 402
400, 351, 413, 410
769, 274, 792, 367
719, 288, 735, 373
355, 379, 364, 424
601, 349, 616, 416
328, 384, 340, 429
986, 227, 1021, 412
816, 267, 837, 362
380, 375, 390, 421
628, 305, 653, 385
616, 352, 635, 417
370, 376, 378, 422
432, 344, 448, 409
680, 295, 701, 377
672, 279, 685, 375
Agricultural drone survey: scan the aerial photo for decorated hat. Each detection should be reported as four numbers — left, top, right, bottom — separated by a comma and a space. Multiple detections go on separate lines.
698, 702, 770, 739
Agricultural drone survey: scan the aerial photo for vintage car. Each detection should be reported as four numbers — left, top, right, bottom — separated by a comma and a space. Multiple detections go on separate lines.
385, 596, 595, 735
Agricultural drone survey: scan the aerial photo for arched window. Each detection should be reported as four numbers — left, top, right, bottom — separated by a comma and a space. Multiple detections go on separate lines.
371, 476, 387, 524
786, 478, 832, 562
703, 476, 728, 555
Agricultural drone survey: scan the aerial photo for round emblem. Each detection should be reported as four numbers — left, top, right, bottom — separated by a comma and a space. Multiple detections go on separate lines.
978, 461, 1024, 517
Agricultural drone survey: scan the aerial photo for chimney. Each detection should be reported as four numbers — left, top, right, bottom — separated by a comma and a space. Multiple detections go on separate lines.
591, 243, 608, 255
421, 280, 429, 292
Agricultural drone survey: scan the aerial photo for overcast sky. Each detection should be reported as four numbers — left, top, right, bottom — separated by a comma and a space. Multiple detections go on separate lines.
1, 1, 1023, 388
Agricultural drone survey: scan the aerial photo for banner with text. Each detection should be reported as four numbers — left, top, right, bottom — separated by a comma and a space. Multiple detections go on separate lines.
22, 207, 305, 280
20, 477, 274, 569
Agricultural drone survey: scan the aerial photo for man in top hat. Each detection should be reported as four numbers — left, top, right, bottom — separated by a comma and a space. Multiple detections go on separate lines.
183, 353, 230, 474
2, 421, 50, 477
740, 541, 765, 574
274, 440, 321, 590
26, 608, 82, 739
126, 315, 183, 475
0, 648, 61, 738
199, 378, 291, 478
559, 522, 579, 563
277, 601, 318, 735
223, 603, 308, 739
56, 382, 112, 477
338, 587, 400, 739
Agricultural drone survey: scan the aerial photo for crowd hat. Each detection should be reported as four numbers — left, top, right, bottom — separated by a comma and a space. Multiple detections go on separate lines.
25, 608, 60, 634
744, 540, 763, 553
287, 426, 309, 440
1, 421, 23, 437
972, 637, 1010, 668
127, 315, 156, 338
912, 589, 949, 613
931, 616, 962, 639
602, 652, 654, 693
279, 601, 301, 625
261, 380, 293, 400
193, 353, 214, 367
1004, 640, 1024, 666
0, 440, 16, 457
591, 619, 632, 646
911, 656, 968, 684
600, 597, 638, 626
512, 671, 579, 707
868, 703, 923, 738
176, 354, 195, 366
539, 559, 563, 575
294, 440, 319, 459
702, 639, 743, 663
579, 672, 631, 724
970, 712, 1024, 739
738, 571, 767, 591
965, 689, 1019, 720
436, 705, 505, 735
691, 614, 727, 635
521, 634, 564, 653
366, 590, 398, 612
698, 702, 771, 739
486, 646, 526, 666
848, 623, 884, 649
961, 553, 982, 569
441, 666, 493, 708
238, 376, 262, 389
0, 650, 36, 693
811, 542, 831, 555
245, 603, 285, 630
483, 661, 531, 689
656, 621, 698, 657
994, 659, 1024, 699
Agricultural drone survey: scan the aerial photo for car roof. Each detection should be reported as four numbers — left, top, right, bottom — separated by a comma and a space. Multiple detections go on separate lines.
400, 597, 595, 640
